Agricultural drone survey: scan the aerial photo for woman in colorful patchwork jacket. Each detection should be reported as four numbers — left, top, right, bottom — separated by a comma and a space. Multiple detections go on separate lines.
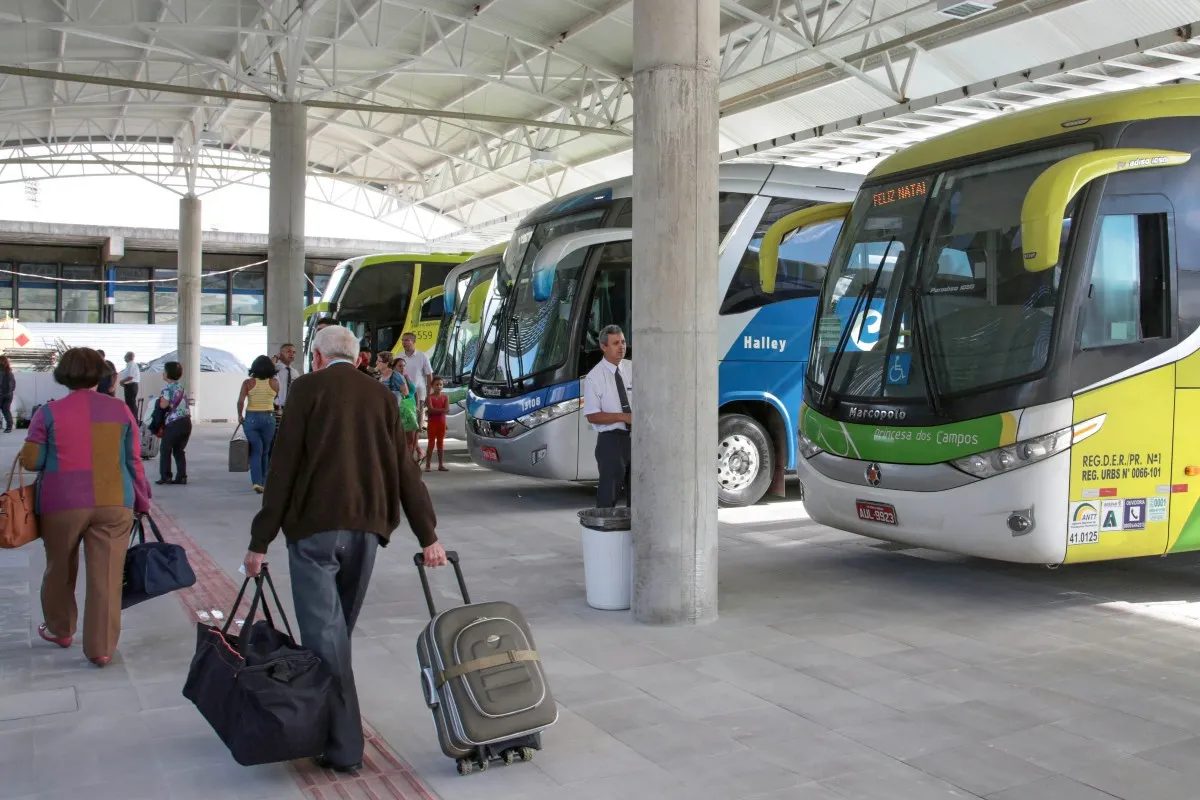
21, 347, 152, 667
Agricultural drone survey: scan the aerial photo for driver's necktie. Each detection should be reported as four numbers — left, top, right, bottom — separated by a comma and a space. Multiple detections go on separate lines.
614, 367, 631, 433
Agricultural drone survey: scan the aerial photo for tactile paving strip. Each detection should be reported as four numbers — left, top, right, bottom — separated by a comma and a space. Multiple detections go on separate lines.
153, 502, 439, 800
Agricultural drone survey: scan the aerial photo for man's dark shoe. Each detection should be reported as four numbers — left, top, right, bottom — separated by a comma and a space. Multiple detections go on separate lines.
313, 755, 362, 774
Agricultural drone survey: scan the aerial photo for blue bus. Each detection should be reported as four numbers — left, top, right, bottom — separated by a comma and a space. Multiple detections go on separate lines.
465, 164, 862, 505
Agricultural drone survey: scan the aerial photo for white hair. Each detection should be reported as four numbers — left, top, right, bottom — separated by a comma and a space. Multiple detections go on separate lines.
599, 324, 624, 346
313, 325, 360, 363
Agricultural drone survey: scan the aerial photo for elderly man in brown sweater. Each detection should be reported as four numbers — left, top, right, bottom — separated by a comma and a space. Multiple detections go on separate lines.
244, 323, 447, 774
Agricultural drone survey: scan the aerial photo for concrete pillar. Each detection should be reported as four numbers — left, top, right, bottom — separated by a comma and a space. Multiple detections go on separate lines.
267, 102, 308, 359
177, 194, 202, 417
630, 0, 720, 625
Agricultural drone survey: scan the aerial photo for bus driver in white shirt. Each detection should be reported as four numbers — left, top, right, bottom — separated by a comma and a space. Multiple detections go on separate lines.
583, 325, 633, 508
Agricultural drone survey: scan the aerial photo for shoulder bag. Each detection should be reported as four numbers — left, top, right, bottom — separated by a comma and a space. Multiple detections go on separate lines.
0, 454, 37, 549
229, 424, 250, 472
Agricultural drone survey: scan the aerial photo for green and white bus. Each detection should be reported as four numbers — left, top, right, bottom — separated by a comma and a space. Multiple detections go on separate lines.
794, 84, 1200, 565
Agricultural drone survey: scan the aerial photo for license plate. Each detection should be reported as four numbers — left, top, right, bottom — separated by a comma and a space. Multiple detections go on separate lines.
481, 446, 499, 462
856, 500, 898, 525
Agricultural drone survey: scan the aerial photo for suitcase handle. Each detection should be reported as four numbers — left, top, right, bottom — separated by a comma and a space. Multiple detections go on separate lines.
420, 667, 440, 708
413, 550, 469, 617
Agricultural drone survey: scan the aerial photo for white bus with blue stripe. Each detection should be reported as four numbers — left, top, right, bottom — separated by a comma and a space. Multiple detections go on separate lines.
465, 164, 862, 506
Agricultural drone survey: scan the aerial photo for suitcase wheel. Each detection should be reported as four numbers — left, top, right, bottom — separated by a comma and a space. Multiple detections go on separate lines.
520, 746, 535, 762
502, 749, 516, 766
456, 756, 489, 776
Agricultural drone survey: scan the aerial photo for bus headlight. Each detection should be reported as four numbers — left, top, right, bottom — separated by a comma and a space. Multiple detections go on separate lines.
517, 398, 582, 430
469, 417, 523, 439
950, 427, 1072, 479
798, 431, 824, 459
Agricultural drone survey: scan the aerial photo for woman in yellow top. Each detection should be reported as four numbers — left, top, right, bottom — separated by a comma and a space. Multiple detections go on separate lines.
237, 355, 280, 494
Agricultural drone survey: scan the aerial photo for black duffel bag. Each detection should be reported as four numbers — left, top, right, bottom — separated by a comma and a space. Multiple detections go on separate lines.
182, 565, 334, 767
122, 513, 196, 609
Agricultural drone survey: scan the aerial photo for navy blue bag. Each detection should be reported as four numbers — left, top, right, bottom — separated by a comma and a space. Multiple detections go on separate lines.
182, 566, 334, 766
122, 513, 196, 609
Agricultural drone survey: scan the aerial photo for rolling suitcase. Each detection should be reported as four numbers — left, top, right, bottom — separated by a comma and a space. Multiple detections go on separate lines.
415, 551, 557, 776
138, 399, 160, 460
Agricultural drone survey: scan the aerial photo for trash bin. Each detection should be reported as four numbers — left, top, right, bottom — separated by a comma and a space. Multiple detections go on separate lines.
577, 508, 633, 611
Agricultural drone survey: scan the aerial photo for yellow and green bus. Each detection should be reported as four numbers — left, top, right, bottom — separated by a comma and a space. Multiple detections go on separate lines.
302, 252, 470, 360
790, 83, 1200, 565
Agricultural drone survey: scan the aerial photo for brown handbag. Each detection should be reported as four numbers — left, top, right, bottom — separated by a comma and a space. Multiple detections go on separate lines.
0, 454, 38, 548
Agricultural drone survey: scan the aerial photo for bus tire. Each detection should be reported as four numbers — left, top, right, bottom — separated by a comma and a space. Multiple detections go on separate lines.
717, 413, 773, 507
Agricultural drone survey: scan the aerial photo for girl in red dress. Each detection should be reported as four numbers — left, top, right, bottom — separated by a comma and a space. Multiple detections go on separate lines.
424, 376, 449, 472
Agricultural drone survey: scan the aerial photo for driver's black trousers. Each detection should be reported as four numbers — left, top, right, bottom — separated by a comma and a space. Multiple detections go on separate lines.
595, 429, 631, 509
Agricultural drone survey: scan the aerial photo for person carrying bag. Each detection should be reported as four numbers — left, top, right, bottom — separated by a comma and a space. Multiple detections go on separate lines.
387, 367, 421, 462
182, 564, 334, 766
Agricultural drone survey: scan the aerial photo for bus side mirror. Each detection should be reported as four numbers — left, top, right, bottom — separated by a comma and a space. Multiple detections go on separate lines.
1020, 148, 1190, 272
759, 202, 852, 294
532, 268, 554, 302
467, 281, 491, 324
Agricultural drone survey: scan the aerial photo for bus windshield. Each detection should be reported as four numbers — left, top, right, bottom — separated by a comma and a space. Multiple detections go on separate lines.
809, 143, 1089, 404
324, 263, 350, 306
336, 260, 417, 321
476, 209, 608, 383
430, 263, 498, 382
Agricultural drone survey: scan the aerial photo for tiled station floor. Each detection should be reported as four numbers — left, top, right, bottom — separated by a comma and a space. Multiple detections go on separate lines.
4, 425, 1200, 799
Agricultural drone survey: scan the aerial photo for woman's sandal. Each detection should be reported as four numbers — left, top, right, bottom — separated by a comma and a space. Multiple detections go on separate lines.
38, 623, 72, 649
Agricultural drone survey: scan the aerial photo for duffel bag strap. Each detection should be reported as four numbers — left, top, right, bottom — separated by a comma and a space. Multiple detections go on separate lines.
436, 649, 539, 688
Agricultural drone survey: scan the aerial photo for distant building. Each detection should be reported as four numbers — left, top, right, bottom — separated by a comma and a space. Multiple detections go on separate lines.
0, 220, 424, 328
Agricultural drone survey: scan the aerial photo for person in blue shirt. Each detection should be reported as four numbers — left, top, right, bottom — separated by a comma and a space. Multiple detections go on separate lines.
156, 361, 192, 486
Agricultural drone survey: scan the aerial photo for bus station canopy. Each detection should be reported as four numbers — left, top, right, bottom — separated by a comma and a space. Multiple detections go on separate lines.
0, 0, 1198, 247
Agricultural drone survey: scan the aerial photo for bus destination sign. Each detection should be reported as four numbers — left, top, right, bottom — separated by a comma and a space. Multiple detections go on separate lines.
872, 179, 928, 208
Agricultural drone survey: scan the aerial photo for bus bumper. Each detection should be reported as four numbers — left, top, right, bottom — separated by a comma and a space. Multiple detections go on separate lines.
466, 414, 580, 479
797, 451, 1070, 564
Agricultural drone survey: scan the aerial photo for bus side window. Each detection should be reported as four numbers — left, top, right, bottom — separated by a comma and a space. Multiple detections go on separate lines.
720, 198, 841, 316
419, 294, 444, 323
579, 243, 632, 375
1082, 213, 1170, 349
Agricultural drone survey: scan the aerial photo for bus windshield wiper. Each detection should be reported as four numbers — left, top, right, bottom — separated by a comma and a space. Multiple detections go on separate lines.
509, 311, 526, 388
908, 285, 944, 417
477, 301, 512, 390
818, 238, 896, 409
818, 284, 868, 410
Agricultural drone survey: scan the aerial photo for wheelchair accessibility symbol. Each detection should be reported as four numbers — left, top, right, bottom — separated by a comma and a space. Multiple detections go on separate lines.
885, 353, 912, 386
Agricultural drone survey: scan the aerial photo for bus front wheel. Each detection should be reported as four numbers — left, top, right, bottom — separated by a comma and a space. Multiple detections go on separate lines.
717, 414, 773, 507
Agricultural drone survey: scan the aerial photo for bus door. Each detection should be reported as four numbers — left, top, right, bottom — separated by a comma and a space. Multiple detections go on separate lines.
1067, 194, 1175, 562
530, 228, 632, 481
575, 241, 632, 481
